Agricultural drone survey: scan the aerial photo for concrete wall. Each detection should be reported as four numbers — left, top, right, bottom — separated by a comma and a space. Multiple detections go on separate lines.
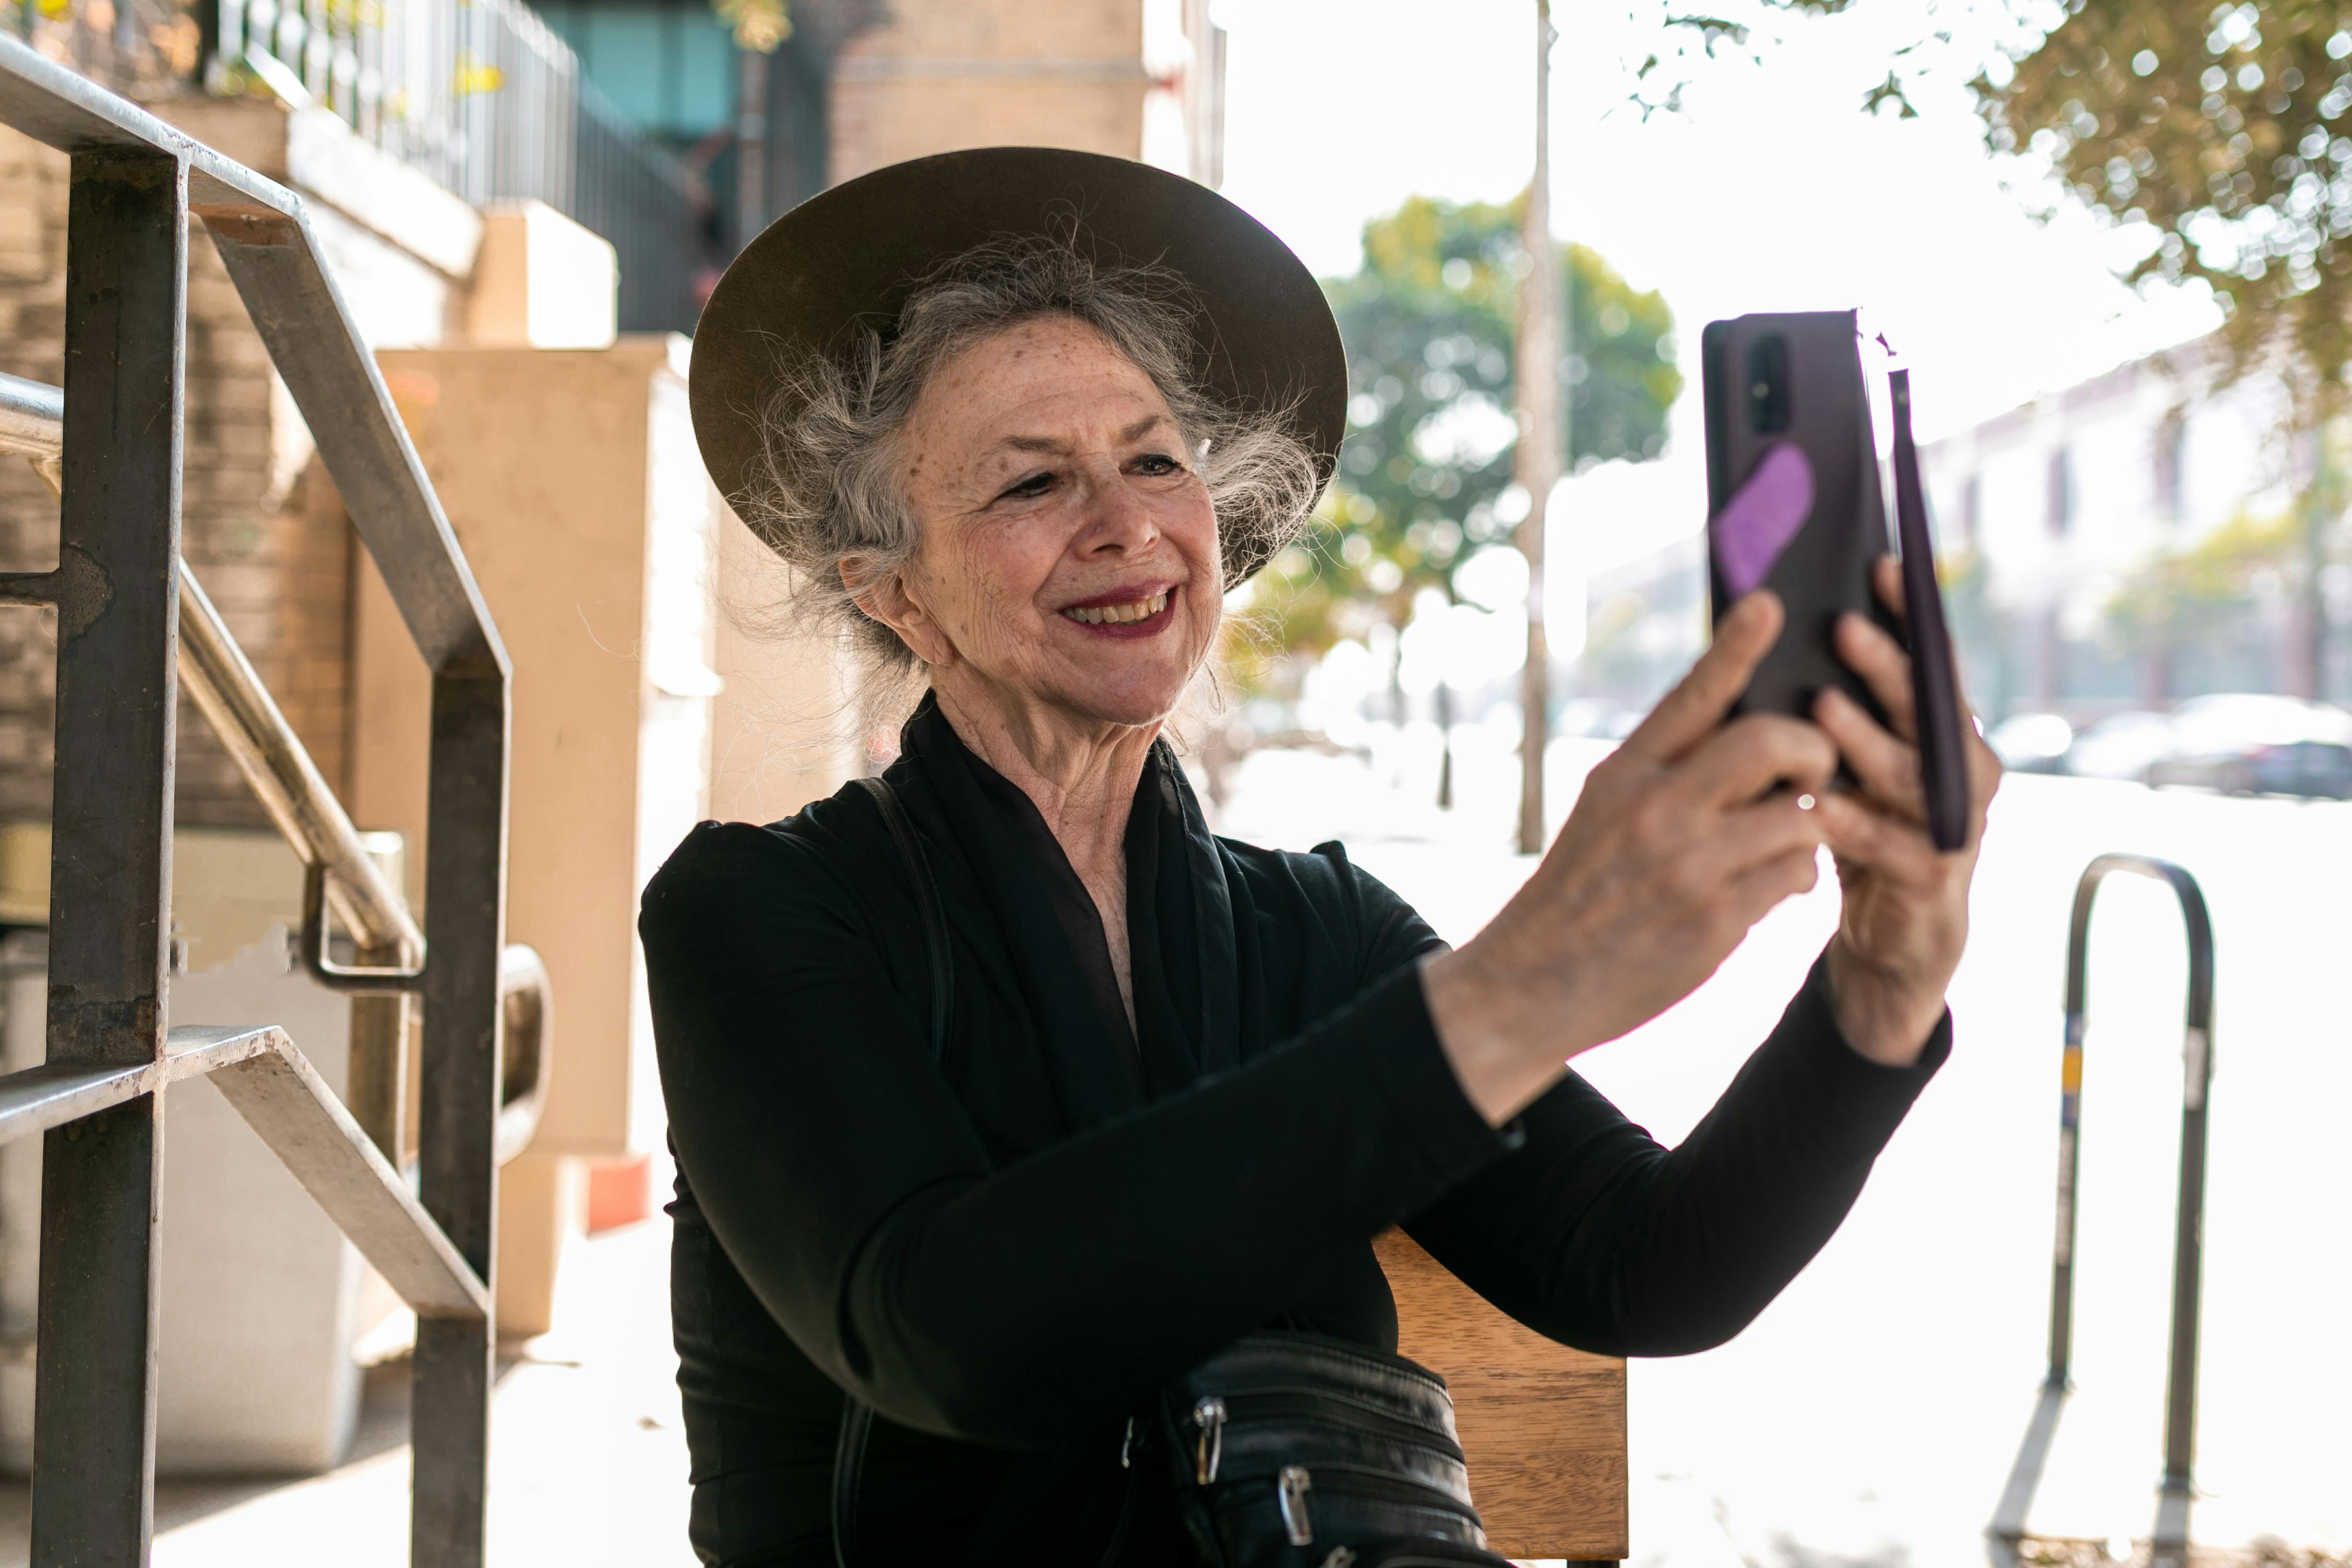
357, 339, 713, 1166
707, 512, 862, 825
0, 831, 383, 1476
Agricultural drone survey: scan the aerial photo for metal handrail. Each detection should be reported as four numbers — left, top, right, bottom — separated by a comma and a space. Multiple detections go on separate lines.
0, 368, 551, 1168
1989, 853, 2215, 1568
0, 31, 521, 1565
0, 367, 421, 960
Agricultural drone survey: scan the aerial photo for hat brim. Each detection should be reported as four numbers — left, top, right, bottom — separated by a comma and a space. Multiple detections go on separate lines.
688, 146, 1344, 584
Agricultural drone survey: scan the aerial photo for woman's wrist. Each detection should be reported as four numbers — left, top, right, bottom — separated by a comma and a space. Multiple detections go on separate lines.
1823, 936, 1945, 1068
1417, 946, 1583, 1127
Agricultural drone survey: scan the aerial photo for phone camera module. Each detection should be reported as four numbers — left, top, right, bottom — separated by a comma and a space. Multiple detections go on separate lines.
1746, 336, 1791, 435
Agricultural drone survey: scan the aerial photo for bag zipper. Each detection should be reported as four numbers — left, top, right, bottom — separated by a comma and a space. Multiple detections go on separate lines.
1211, 1387, 1466, 1465
1287, 1459, 1476, 1517
1204, 1467, 1477, 1542
1193, 1395, 1226, 1483
1278, 1465, 1315, 1545
1231, 1335, 1450, 1393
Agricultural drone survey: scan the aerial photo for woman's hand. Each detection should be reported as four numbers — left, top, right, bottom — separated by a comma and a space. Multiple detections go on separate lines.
1423, 590, 1838, 1124
1809, 556, 2004, 1067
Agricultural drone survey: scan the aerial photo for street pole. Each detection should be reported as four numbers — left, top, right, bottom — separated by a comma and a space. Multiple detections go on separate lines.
1514, 0, 1562, 855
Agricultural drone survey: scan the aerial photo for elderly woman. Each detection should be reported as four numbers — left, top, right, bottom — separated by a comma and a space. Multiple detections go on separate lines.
647, 149, 1999, 1568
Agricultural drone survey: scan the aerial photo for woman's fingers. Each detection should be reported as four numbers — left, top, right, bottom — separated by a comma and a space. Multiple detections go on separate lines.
1711, 791, 1829, 876
1814, 687, 1926, 827
1872, 553, 1906, 623
1678, 711, 1838, 810
1621, 592, 1784, 764
1833, 611, 1918, 743
1813, 787, 1939, 884
1724, 843, 1825, 928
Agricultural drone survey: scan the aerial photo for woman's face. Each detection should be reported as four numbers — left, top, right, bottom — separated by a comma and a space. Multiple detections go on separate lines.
884, 315, 1222, 729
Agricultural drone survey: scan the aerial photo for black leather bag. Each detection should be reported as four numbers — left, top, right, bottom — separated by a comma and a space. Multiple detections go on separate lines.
1157, 1333, 1510, 1568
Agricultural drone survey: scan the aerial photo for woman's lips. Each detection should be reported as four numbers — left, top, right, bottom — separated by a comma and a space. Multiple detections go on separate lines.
1059, 589, 1174, 638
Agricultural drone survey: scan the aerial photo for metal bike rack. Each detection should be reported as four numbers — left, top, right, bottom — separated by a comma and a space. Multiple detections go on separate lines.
0, 34, 530, 1567
1990, 854, 2215, 1568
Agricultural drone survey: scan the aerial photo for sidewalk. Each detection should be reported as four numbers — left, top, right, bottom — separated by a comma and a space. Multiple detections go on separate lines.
0, 1214, 696, 1566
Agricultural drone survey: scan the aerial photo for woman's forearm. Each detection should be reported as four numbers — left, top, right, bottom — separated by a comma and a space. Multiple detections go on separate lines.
1408, 951, 1948, 1358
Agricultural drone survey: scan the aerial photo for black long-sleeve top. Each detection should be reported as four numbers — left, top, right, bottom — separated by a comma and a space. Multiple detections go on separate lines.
642, 693, 1949, 1567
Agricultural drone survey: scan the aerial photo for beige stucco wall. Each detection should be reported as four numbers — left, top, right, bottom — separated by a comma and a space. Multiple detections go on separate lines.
354, 339, 713, 1168
706, 510, 863, 825
828, 0, 1149, 182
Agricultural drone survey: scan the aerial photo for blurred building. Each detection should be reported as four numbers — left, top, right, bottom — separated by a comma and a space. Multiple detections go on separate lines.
1919, 350, 2322, 721
533, 0, 879, 283
536, 0, 1227, 273
1558, 343, 2329, 731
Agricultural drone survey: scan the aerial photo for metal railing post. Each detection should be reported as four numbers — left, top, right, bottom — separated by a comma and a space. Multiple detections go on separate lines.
1990, 852, 2216, 1568
30, 144, 187, 1568
412, 669, 508, 1568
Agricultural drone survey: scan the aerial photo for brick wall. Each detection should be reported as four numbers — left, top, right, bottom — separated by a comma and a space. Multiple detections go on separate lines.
828, 0, 1148, 182
0, 118, 361, 830
0, 127, 64, 820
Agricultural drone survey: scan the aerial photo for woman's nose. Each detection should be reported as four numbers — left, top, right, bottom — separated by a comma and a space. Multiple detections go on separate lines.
1076, 464, 1161, 554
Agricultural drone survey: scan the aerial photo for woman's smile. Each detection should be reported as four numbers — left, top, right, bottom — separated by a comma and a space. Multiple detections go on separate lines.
1057, 585, 1176, 636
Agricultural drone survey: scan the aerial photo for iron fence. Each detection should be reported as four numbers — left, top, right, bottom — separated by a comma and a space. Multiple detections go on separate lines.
220, 0, 705, 330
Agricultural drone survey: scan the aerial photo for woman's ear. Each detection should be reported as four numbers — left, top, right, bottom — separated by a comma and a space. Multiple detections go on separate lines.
842, 555, 957, 668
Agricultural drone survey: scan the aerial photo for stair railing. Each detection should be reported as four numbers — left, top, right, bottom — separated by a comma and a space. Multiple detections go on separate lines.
0, 35, 533, 1566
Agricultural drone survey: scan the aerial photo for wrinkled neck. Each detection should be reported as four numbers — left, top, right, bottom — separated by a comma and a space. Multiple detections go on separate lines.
927, 673, 1162, 892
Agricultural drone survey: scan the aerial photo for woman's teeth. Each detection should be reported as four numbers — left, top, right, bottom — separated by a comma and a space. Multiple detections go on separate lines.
1062, 591, 1171, 626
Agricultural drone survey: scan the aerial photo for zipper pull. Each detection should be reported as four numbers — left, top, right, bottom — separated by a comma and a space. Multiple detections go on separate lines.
1192, 1396, 1226, 1484
1278, 1464, 1315, 1545
1119, 1416, 1135, 1470
1318, 1549, 1356, 1568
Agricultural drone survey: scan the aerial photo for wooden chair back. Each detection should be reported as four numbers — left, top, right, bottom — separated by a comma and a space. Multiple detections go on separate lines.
1374, 1228, 1629, 1562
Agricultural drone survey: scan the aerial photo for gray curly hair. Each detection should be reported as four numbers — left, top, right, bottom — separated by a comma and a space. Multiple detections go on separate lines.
731, 234, 1324, 694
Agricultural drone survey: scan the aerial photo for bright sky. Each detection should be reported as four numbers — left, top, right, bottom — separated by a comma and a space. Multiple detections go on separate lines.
1212, 0, 2224, 596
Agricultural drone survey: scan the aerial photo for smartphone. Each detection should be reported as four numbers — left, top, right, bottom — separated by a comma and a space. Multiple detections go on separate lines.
1700, 309, 1894, 728
1701, 310, 1972, 851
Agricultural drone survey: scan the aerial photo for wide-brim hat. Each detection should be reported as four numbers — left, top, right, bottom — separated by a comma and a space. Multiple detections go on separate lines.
688, 146, 1346, 584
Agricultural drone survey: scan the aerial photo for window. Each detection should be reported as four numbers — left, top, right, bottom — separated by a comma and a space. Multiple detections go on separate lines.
2046, 447, 2075, 537
539, 0, 739, 140
2153, 411, 2187, 523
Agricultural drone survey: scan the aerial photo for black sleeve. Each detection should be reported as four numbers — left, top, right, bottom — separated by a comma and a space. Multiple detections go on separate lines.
642, 821, 1514, 1451
1402, 949, 1950, 1356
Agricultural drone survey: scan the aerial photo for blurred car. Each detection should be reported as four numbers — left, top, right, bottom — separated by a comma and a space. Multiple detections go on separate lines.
2143, 693, 2352, 798
1986, 712, 2073, 773
2062, 710, 2175, 782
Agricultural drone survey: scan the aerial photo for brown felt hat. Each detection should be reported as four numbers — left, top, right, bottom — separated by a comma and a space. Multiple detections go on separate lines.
688, 146, 1346, 583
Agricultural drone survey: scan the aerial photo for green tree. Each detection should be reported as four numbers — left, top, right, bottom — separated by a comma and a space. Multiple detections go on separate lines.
1976, 0, 2352, 415
1237, 194, 1680, 800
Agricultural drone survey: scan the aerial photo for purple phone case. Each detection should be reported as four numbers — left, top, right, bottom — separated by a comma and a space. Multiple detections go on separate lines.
1712, 444, 1816, 599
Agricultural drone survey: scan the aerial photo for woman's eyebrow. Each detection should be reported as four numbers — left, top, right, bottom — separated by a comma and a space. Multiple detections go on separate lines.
989, 415, 1172, 459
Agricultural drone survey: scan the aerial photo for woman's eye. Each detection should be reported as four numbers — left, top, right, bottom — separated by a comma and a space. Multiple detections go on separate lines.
1133, 453, 1182, 476
999, 472, 1054, 501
